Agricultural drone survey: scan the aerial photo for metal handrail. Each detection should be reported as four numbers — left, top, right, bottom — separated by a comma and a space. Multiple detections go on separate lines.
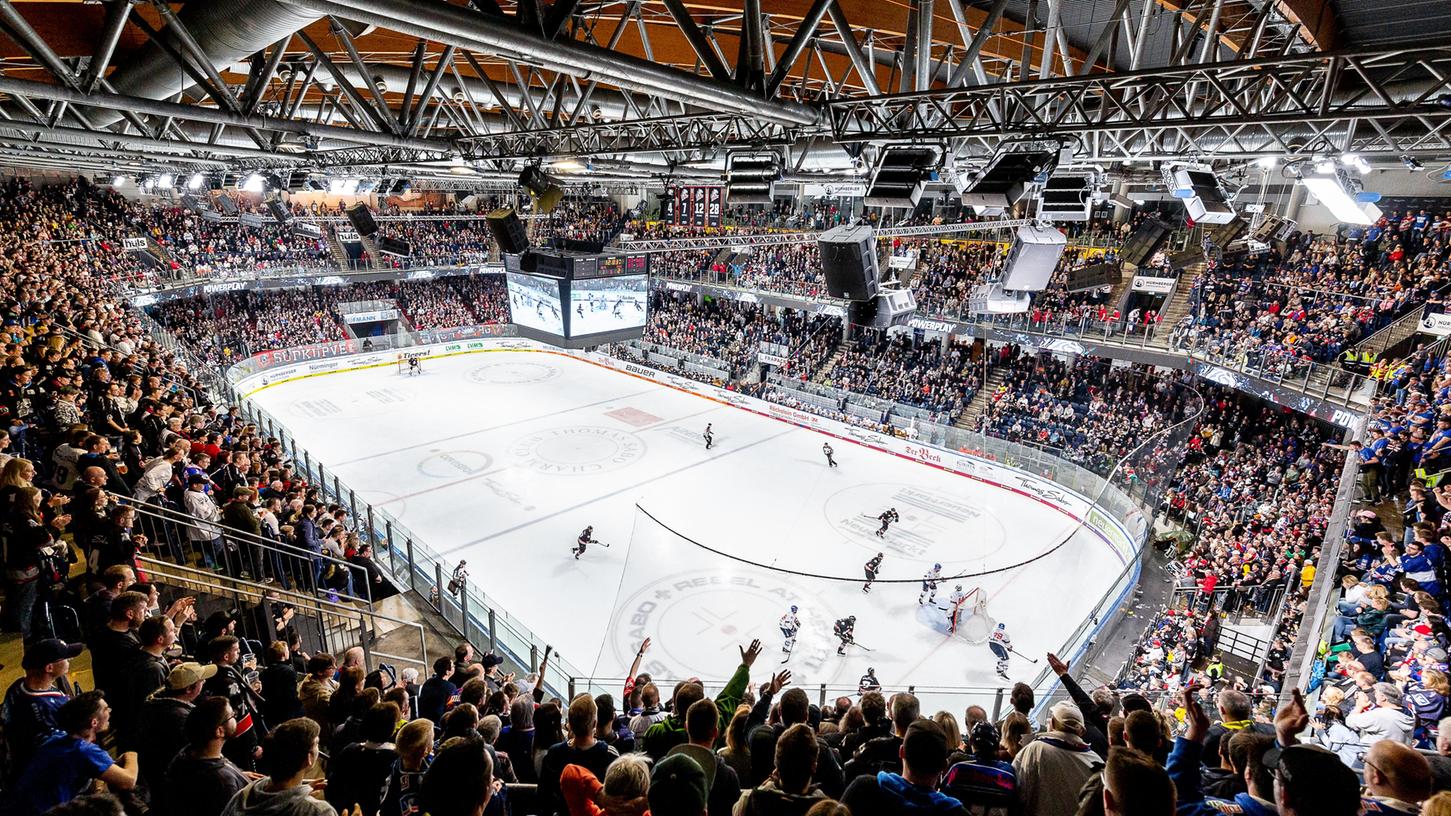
114, 489, 374, 605
137, 556, 428, 670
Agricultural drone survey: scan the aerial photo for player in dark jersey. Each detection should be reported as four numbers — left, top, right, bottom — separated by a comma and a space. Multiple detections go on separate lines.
834, 615, 857, 655
875, 507, 899, 538
703, 423, 714, 450
863, 553, 884, 593
823, 443, 837, 468
572, 526, 598, 560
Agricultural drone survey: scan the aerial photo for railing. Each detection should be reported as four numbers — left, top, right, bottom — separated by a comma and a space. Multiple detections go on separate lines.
138, 556, 428, 672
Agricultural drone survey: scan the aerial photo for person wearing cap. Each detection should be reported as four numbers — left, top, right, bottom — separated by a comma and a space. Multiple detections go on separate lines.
5, 691, 138, 816
2, 637, 82, 779
1347, 682, 1415, 745
842, 719, 966, 815
1361, 740, 1432, 816
942, 721, 1016, 812
136, 661, 218, 797
1011, 701, 1102, 816
184, 470, 226, 571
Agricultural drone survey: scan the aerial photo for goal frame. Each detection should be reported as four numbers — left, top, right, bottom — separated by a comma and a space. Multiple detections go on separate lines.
948, 587, 989, 635
397, 352, 424, 374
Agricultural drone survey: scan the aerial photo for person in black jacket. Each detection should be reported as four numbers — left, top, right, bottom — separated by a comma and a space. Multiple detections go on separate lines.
746, 687, 844, 797
842, 692, 919, 784
417, 656, 457, 725
327, 702, 401, 816
537, 694, 620, 815
162, 696, 250, 816
202, 635, 266, 771
259, 640, 302, 727
136, 662, 215, 800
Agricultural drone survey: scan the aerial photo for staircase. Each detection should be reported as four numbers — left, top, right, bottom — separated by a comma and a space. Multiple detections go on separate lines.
810, 341, 849, 384
1157, 264, 1205, 331
326, 229, 353, 269
955, 367, 1007, 430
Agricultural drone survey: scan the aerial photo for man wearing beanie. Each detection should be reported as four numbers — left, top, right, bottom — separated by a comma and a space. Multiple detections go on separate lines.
650, 753, 708, 816
1012, 701, 1103, 816
841, 720, 966, 814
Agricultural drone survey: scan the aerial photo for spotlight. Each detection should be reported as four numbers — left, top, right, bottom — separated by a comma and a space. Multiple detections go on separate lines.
187, 173, 206, 190
240, 173, 266, 193
156, 174, 174, 190
1253, 156, 1279, 170
1298, 165, 1380, 226
112, 175, 127, 187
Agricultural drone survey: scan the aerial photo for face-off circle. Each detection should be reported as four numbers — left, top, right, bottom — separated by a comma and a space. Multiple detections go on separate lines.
416, 449, 494, 479
468, 361, 560, 385
608, 570, 846, 684
508, 426, 645, 474
822, 483, 1009, 566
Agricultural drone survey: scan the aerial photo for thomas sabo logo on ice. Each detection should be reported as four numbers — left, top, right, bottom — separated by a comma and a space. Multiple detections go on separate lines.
508, 427, 645, 474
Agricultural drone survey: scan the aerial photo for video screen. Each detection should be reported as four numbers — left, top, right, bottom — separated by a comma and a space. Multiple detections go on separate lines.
506, 272, 564, 336
569, 275, 648, 336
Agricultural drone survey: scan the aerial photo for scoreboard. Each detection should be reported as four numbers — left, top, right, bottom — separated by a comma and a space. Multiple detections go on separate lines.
504, 248, 651, 348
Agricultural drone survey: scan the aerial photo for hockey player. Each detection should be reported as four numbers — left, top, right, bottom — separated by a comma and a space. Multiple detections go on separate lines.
823, 443, 837, 468
875, 507, 899, 538
407, 355, 421, 377
947, 584, 968, 632
779, 605, 801, 657
862, 552, 884, 593
919, 563, 943, 605
572, 526, 599, 560
858, 667, 881, 694
834, 615, 857, 655
703, 423, 714, 450
988, 622, 1012, 680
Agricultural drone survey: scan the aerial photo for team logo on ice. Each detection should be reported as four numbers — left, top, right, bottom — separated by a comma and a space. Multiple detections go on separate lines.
468, 361, 560, 385
509, 426, 645, 474
609, 570, 842, 682
417, 450, 494, 479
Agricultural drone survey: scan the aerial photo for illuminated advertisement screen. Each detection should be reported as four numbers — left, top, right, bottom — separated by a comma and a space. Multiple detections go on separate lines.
505, 272, 564, 336
569, 275, 648, 336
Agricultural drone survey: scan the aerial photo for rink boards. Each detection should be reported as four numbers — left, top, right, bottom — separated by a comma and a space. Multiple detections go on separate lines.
236, 336, 1144, 705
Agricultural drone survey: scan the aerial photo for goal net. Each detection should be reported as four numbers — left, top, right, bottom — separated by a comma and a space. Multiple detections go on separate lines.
397, 352, 425, 374
949, 587, 993, 644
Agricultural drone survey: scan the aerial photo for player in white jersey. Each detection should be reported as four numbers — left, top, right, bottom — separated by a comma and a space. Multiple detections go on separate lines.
779, 605, 801, 657
919, 563, 942, 605
946, 585, 968, 631
988, 622, 1012, 679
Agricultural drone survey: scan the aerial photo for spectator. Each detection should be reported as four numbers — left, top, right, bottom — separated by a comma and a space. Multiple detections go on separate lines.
326, 702, 401, 816
1347, 682, 1416, 745
1101, 747, 1175, 816
747, 685, 844, 796
733, 723, 829, 814
260, 641, 303, 726
840, 720, 966, 814
842, 691, 919, 782
136, 662, 216, 798
537, 693, 621, 815
417, 656, 456, 724
380, 719, 434, 816
2, 638, 81, 779
665, 697, 742, 816
418, 738, 496, 816
162, 696, 251, 816
560, 752, 651, 816
1360, 740, 1432, 814
221, 718, 333, 816
1201, 689, 1276, 764
1012, 702, 1102, 816
6, 692, 138, 816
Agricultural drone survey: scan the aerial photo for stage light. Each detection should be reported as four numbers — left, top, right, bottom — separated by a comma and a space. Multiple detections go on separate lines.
187, 173, 205, 190
156, 174, 173, 190
1254, 156, 1279, 169
1299, 168, 1380, 226
112, 175, 127, 187
240, 173, 266, 193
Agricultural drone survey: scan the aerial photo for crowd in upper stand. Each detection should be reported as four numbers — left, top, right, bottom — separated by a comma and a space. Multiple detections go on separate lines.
11, 179, 1451, 816
637, 293, 838, 380
820, 332, 979, 417
1172, 213, 1451, 375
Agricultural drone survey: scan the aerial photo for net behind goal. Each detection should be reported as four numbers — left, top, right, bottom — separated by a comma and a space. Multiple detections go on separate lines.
949, 587, 994, 644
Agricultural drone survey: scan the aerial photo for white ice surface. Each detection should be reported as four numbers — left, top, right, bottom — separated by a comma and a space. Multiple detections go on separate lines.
249, 350, 1126, 706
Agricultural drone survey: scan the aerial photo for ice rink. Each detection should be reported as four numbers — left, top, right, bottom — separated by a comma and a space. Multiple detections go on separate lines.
246, 347, 1131, 700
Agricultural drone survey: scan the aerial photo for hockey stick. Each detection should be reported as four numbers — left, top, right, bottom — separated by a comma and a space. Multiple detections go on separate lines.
1007, 647, 1039, 664
851, 640, 874, 652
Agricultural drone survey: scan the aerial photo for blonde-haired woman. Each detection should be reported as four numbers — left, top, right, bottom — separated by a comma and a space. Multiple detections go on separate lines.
1424, 790, 1451, 816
